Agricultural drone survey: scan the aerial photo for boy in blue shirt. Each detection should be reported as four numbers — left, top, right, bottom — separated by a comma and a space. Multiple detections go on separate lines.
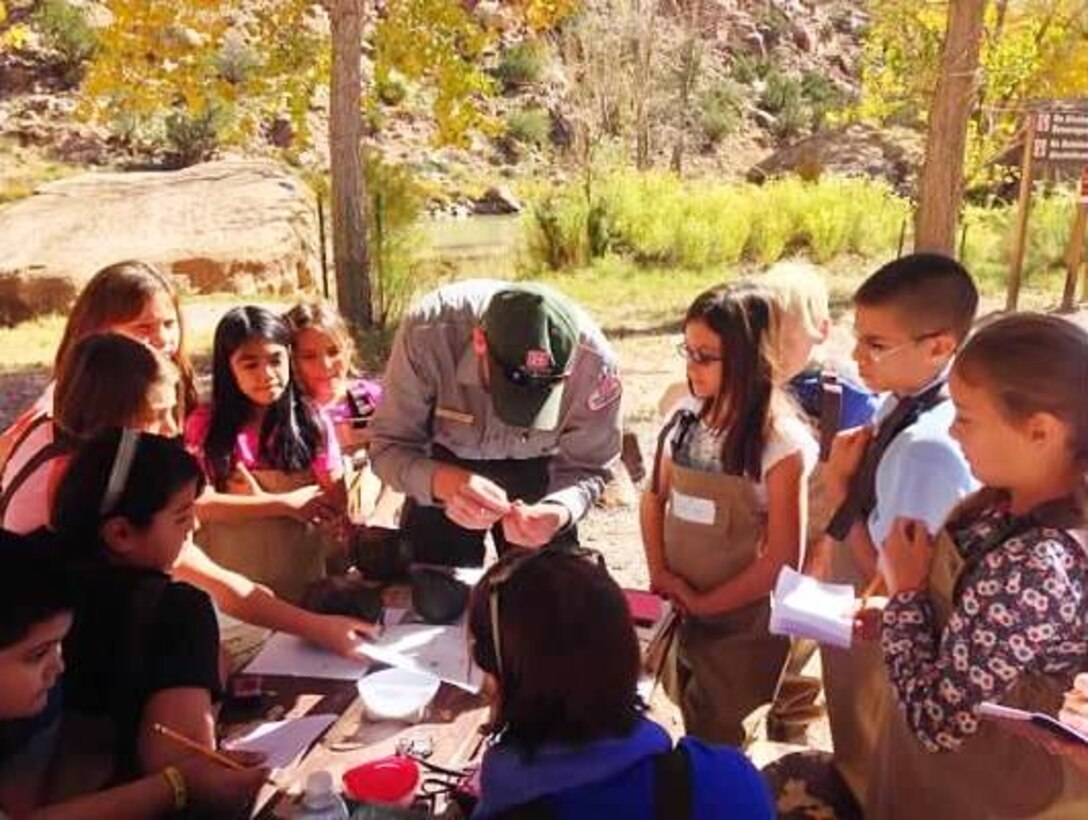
818, 253, 978, 807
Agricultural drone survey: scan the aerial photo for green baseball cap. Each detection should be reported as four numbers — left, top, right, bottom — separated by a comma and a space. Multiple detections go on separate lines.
482, 285, 578, 430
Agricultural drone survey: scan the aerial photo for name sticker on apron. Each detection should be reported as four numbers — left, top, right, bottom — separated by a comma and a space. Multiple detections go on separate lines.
435, 406, 475, 425
671, 489, 716, 525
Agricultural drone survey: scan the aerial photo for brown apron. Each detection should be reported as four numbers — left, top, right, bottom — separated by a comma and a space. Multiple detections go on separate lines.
820, 533, 890, 804
866, 526, 1088, 819
662, 459, 789, 746
195, 468, 332, 603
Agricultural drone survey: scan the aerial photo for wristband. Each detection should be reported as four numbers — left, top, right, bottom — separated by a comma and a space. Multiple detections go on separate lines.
162, 765, 188, 812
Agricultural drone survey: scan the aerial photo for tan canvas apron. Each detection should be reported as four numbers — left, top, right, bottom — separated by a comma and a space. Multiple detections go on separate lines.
866, 527, 1088, 820
820, 533, 890, 804
195, 468, 332, 603
661, 459, 790, 746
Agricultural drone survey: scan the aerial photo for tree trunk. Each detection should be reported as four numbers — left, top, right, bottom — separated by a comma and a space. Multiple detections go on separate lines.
329, 0, 371, 329
913, 0, 987, 255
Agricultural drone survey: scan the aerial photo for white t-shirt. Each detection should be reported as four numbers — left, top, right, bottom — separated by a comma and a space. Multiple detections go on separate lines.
665, 397, 818, 508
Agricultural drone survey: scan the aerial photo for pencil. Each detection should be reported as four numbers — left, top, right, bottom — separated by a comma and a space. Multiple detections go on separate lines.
860, 574, 885, 608
152, 723, 247, 770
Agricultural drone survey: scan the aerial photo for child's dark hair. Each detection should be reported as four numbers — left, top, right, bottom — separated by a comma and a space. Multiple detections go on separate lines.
955, 313, 1088, 503
854, 253, 978, 342
685, 281, 783, 480
51, 430, 205, 554
205, 306, 323, 490
468, 549, 641, 751
54, 260, 197, 415
0, 529, 72, 650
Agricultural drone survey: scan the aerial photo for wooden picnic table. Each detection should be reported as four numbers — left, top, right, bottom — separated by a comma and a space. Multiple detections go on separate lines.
220, 666, 489, 817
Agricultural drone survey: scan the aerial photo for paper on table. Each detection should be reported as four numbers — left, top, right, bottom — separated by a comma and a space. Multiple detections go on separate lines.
356, 623, 483, 693
223, 713, 338, 769
244, 633, 371, 680
769, 566, 856, 649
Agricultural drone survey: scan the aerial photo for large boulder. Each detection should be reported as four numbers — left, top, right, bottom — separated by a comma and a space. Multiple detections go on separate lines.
0, 159, 321, 325
747, 123, 923, 195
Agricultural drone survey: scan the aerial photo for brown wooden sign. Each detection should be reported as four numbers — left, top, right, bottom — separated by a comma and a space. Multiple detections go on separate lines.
1032, 108, 1088, 165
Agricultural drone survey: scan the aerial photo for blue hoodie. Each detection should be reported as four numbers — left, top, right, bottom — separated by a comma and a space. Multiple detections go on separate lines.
473, 717, 774, 819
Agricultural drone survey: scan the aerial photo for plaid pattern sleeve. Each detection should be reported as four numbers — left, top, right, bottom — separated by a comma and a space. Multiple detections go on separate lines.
880, 515, 1088, 753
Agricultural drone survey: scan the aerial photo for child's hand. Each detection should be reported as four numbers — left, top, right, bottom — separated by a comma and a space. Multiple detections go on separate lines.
823, 426, 873, 507
1060, 673, 1088, 734
278, 486, 340, 526
853, 595, 888, 642
307, 613, 379, 657
176, 751, 268, 817
879, 517, 933, 595
649, 568, 688, 602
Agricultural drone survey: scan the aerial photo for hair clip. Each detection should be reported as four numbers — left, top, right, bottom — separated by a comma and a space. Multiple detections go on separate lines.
100, 428, 140, 515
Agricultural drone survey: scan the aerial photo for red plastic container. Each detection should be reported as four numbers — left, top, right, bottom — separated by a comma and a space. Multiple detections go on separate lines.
342, 756, 421, 806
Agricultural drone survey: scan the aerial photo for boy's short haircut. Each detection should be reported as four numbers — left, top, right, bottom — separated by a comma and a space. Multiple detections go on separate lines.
854, 253, 978, 342
759, 262, 830, 338
0, 529, 72, 650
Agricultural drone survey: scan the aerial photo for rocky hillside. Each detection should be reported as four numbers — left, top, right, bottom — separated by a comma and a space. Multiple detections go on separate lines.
0, 0, 879, 211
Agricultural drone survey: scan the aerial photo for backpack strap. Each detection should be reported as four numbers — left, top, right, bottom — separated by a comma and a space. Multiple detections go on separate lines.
817, 371, 843, 463
0, 422, 73, 522
651, 409, 698, 495
652, 744, 692, 820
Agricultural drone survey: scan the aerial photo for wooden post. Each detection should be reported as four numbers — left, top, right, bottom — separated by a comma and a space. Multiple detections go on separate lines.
1066, 203, 1087, 310
1006, 114, 1038, 311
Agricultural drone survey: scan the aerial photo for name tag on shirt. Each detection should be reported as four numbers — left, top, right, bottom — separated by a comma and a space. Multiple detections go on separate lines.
435, 407, 475, 425
671, 489, 716, 525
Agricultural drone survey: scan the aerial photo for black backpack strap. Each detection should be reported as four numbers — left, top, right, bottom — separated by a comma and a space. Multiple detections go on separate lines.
817, 371, 843, 463
651, 409, 698, 495
653, 744, 692, 820
0, 423, 73, 521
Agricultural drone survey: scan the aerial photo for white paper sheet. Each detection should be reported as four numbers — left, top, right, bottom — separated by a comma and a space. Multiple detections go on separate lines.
356, 623, 482, 693
769, 566, 856, 649
670, 489, 716, 525
223, 713, 338, 769
244, 633, 371, 680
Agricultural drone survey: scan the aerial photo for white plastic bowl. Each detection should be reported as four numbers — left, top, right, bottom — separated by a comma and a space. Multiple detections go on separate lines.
357, 667, 441, 723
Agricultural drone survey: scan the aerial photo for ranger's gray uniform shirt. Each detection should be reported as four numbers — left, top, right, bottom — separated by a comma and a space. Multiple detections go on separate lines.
369, 279, 622, 523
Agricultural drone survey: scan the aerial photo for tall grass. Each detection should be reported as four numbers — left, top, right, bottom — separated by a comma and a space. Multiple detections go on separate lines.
526, 172, 910, 272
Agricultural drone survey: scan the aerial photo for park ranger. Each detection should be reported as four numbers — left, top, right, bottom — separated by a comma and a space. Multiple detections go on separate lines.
369, 279, 623, 566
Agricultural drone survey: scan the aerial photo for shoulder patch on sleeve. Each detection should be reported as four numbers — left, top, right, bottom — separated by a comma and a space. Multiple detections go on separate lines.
588, 371, 622, 411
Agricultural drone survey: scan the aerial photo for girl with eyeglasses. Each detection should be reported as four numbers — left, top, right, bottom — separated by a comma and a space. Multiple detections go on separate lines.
185, 306, 348, 602
46, 430, 243, 793
640, 282, 817, 746
466, 547, 773, 818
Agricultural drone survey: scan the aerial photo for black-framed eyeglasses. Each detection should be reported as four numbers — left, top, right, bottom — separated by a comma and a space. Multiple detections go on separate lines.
675, 342, 722, 365
488, 546, 606, 679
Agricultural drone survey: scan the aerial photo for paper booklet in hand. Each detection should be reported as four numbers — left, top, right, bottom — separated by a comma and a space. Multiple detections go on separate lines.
769, 566, 855, 649
977, 702, 1088, 747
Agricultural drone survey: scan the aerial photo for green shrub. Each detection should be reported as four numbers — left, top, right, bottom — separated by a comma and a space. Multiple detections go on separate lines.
730, 53, 772, 85
376, 72, 409, 106
215, 32, 258, 85
505, 107, 551, 147
32, 0, 98, 84
698, 82, 745, 146
163, 101, 232, 167
365, 153, 430, 329
760, 71, 810, 139
495, 40, 545, 91
801, 70, 844, 129
527, 190, 592, 271
526, 173, 915, 272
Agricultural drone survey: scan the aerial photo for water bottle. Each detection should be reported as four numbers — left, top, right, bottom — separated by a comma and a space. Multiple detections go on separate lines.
292, 770, 350, 820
